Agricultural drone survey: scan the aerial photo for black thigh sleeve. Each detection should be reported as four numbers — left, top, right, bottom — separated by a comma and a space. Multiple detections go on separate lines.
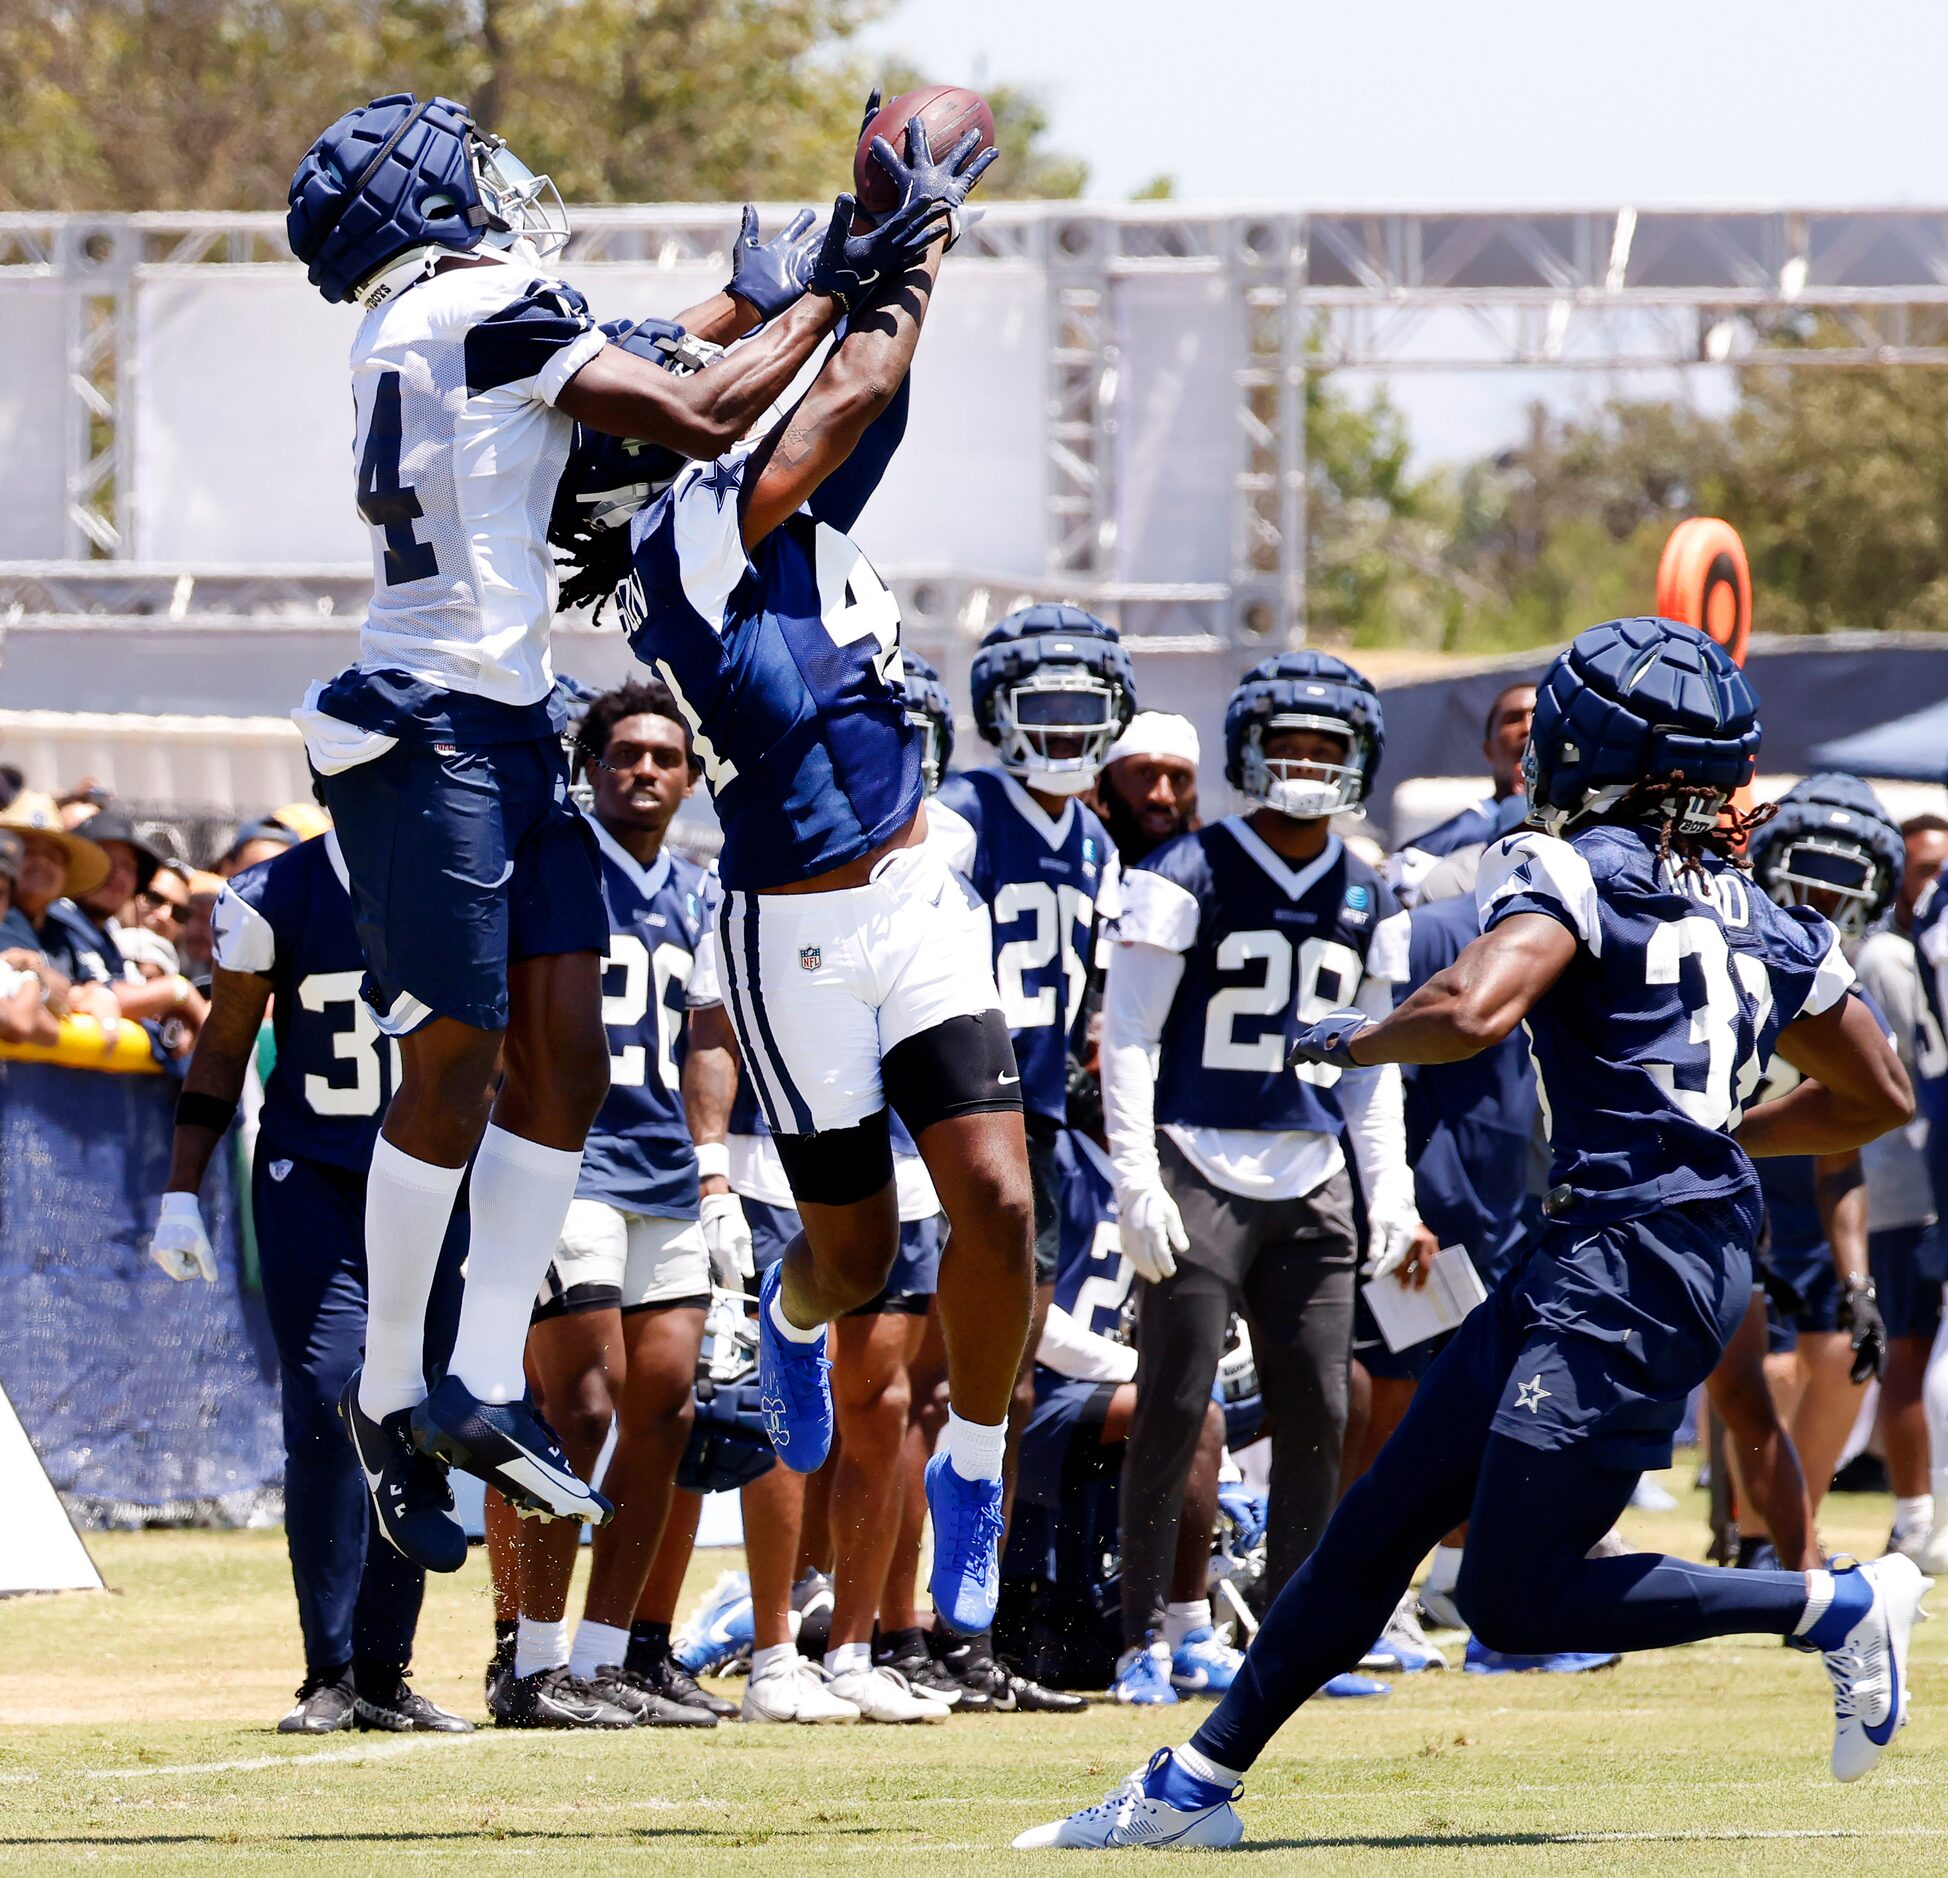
882, 1009, 1024, 1138
771, 1107, 895, 1208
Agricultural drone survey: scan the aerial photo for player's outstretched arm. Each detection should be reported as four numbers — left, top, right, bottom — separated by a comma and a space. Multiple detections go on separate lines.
1740, 994, 1913, 1158
559, 290, 840, 457
1298, 913, 1577, 1070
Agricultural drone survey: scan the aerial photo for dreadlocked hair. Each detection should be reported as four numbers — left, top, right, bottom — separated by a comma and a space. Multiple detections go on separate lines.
1614, 779, 1778, 881
572, 678, 695, 781
553, 521, 637, 624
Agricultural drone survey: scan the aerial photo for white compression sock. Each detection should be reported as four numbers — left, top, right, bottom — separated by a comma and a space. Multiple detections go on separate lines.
945, 1410, 1007, 1483
1894, 1494, 1935, 1542
768, 1287, 824, 1345
1164, 1599, 1213, 1650
1424, 1543, 1463, 1594
750, 1642, 797, 1680
445, 1124, 584, 1403
568, 1618, 630, 1681
824, 1641, 871, 1679
515, 1616, 569, 1681
358, 1138, 467, 1419
1175, 1742, 1243, 1787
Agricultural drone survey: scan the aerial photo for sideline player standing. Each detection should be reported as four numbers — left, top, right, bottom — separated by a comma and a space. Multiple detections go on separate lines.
1100, 652, 1433, 1702
1387, 681, 1535, 907
154, 824, 470, 1733
1019, 618, 1923, 1851
283, 91, 954, 1566
569, 123, 1019, 1634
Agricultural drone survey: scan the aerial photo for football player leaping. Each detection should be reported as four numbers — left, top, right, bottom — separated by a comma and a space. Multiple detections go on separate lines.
560, 122, 1019, 1638
283, 91, 957, 1570
1020, 618, 1924, 1851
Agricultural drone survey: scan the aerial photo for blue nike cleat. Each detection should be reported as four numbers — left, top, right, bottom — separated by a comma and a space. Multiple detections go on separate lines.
410, 1375, 612, 1526
755, 1262, 832, 1473
924, 1450, 1005, 1635
1321, 1671, 1390, 1697
1807, 1553, 1929, 1780
338, 1371, 466, 1573
1170, 1627, 1244, 1695
1463, 1637, 1620, 1674
673, 1569, 756, 1676
1111, 1638, 1179, 1706
1012, 1747, 1243, 1850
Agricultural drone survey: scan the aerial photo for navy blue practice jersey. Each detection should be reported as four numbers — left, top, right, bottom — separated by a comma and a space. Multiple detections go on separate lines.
1049, 1128, 1129, 1341
577, 822, 711, 1218
1118, 819, 1407, 1134
930, 767, 1121, 1123
616, 451, 921, 893
211, 835, 397, 1171
1400, 891, 1537, 1271
1477, 823, 1851, 1224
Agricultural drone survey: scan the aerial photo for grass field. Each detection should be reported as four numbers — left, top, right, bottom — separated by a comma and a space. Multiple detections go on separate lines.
2, 1470, 1943, 1873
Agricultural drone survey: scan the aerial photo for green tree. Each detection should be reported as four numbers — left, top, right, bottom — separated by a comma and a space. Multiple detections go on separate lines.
0, 0, 1082, 212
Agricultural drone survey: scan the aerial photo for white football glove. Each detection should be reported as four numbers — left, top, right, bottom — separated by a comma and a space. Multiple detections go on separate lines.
1117, 1182, 1188, 1284
700, 1190, 755, 1287
1364, 1207, 1425, 1284
151, 1190, 217, 1284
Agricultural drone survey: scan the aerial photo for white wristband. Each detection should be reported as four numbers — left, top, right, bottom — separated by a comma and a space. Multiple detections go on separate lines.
694, 1140, 731, 1182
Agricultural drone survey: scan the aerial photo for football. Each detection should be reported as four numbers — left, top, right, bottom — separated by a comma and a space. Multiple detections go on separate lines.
854, 84, 996, 216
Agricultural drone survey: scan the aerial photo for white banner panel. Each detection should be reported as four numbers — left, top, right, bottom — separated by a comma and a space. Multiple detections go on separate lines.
1113, 275, 1236, 585
131, 260, 1048, 576
0, 282, 75, 558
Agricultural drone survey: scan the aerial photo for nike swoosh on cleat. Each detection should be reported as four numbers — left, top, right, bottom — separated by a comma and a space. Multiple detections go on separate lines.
495, 1452, 600, 1509
1867, 1656, 1901, 1745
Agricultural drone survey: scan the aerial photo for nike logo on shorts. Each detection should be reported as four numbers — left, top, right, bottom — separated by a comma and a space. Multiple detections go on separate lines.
449, 860, 516, 891
998, 1072, 1020, 1085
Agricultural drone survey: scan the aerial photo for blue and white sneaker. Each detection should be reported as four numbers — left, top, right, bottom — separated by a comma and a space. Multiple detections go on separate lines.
672, 1570, 756, 1676
1012, 1747, 1244, 1850
1112, 1639, 1179, 1706
1322, 1671, 1390, 1697
1463, 1638, 1619, 1674
1170, 1627, 1243, 1694
1809, 1553, 1929, 1781
755, 1262, 833, 1473
1361, 1592, 1448, 1673
924, 1451, 1005, 1634
337, 1371, 467, 1573
410, 1376, 612, 1526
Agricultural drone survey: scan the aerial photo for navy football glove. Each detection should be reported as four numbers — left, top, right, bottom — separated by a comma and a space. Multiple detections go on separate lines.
867, 114, 998, 249
726, 205, 820, 322
808, 188, 951, 314
1286, 1007, 1372, 1070
857, 86, 883, 139
1839, 1279, 1888, 1384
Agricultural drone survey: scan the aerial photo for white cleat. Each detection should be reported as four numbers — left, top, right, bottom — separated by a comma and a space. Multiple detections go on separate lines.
740, 1655, 859, 1725
826, 1663, 951, 1723
1012, 1749, 1244, 1851
1915, 1526, 1948, 1578
1823, 1554, 1929, 1782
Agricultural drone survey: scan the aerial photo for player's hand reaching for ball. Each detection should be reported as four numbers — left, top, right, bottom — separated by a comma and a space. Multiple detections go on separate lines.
807, 186, 948, 312
726, 206, 821, 322
867, 115, 997, 249
151, 1190, 217, 1284
1118, 1181, 1188, 1284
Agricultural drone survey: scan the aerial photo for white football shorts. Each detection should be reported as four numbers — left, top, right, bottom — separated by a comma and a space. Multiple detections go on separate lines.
539, 1200, 710, 1314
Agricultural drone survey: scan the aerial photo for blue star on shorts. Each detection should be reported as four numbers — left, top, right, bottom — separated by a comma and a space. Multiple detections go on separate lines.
700, 456, 745, 511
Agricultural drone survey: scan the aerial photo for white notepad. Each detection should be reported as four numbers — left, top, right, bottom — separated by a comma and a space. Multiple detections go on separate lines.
1360, 1246, 1489, 1354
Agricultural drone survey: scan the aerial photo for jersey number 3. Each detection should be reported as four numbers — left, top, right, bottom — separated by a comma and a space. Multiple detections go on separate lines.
358, 371, 439, 585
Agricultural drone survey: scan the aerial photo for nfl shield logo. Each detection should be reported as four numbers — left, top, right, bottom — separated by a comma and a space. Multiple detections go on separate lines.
799, 946, 822, 972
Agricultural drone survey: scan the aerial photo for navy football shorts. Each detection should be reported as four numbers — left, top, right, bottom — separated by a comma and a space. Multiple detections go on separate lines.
1870, 1221, 1945, 1343
1016, 1373, 1119, 1511
742, 1196, 942, 1316
325, 735, 606, 1035
1761, 1231, 1843, 1353
1454, 1192, 1761, 1473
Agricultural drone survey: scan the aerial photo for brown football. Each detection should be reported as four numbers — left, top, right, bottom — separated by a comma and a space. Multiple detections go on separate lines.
853, 85, 996, 217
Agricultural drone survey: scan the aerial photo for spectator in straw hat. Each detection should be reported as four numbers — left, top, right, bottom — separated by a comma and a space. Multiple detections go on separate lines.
0, 791, 122, 1024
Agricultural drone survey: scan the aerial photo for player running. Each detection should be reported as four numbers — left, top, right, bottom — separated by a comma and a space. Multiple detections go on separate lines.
563, 122, 1017, 1635
283, 91, 955, 1567
1020, 617, 1923, 1851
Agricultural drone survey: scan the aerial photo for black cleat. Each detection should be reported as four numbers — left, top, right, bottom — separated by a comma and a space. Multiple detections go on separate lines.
354, 1679, 474, 1733
631, 1651, 739, 1719
496, 1665, 636, 1729
587, 1665, 718, 1727
338, 1371, 467, 1573
485, 1630, 516, 1716
938, 1632, 1088, 1714
410, 1376, 613, 1527
883, 1648, 980, 1710
278, 1674, 356, 1734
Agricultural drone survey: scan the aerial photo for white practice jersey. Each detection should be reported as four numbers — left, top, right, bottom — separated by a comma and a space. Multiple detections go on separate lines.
347, 260, 606, 706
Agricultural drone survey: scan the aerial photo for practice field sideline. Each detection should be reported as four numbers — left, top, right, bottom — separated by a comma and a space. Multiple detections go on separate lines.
2, 1477, 1943, 1874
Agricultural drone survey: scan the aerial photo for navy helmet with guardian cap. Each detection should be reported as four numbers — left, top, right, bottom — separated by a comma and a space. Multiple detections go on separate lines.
1223, 650, 1384, 820
899, 651, 955, 794
1750, 772, 1903, 938
969, 605, 1136, 797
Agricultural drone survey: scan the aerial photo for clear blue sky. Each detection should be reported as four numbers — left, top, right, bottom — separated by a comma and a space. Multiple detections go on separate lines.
862, 0, 1948, 206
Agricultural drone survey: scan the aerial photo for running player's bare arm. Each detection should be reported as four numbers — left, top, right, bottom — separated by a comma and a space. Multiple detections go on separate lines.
1740, 993, 1913, 1157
